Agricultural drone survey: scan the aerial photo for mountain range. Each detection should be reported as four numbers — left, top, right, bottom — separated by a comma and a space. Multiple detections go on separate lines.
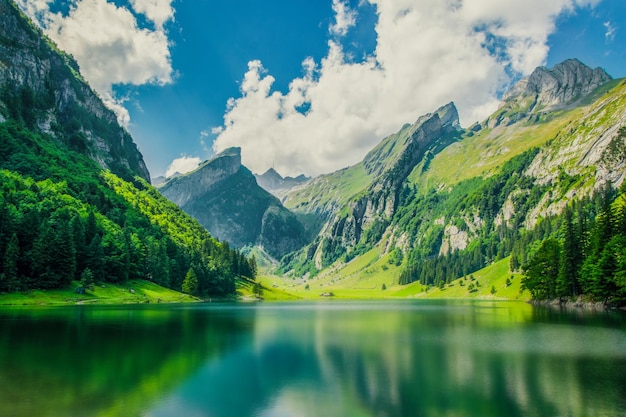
0, 0, 624, 303
155, 57, 624, 302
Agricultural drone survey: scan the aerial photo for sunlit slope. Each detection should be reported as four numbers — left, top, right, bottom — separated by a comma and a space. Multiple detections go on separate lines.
410, 78, 626, 191
283, 162, 372, 216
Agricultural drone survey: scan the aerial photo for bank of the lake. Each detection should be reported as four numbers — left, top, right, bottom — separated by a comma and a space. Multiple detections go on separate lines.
0, 279, 199, 306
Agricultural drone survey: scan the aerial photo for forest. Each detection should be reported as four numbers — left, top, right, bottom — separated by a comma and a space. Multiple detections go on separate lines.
395, 147, 626, 305
0, 119, 256, 297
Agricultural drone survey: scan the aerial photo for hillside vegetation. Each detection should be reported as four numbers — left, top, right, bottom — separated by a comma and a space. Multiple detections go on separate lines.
0, 1, 256, 299
276, 62, 626, 305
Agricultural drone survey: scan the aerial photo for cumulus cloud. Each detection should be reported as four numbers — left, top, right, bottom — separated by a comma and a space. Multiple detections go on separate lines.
129, 0, 175, 29
17, 0, 174, 126
212, 0, 600, 177
165, 156, 201, 177
330, 0, 357, 36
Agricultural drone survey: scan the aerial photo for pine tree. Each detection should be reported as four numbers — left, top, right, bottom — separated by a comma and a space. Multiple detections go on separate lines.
521, 238, 561, 300
557, 207, 580, 297
181, 267, 198, 296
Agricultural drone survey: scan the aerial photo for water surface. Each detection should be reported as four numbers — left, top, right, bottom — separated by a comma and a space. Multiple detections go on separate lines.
0, 300, 624, 416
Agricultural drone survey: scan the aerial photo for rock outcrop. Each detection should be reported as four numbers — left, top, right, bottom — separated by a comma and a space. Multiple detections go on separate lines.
504, 59, 612, 109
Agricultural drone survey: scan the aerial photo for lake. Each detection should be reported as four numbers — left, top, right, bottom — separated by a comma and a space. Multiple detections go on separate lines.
0, 300, 624, 417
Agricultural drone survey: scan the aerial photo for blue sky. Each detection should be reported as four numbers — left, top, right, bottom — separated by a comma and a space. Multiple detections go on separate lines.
19, 0, 626, 178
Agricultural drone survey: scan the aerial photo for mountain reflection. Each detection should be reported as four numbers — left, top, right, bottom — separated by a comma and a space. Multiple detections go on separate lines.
145, 301, 626, 417
0, 302, 623, 416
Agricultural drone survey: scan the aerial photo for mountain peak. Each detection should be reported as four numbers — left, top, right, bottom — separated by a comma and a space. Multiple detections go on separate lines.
255, 167, 310, 198
436, 102, 461, 129
504, 59, 612, 108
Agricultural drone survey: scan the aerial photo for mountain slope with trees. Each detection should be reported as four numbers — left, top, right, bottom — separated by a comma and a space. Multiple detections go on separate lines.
278, 60, 626, 304
0, 0, 255, 298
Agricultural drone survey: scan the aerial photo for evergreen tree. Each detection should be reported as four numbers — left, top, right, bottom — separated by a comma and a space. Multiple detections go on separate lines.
556, 207, 580, 297
80, 268, 95, 291
71, 214, 86, 279
86, 234, 105, 283
521, 238, 561, 300
1, 233, 20, 292
181, 267, 198, 296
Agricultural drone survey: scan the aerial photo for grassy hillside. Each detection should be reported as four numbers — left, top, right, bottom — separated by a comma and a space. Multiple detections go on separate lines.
0, 279, 199, 305
263, 256, 529, 301
283, 162, 372, 214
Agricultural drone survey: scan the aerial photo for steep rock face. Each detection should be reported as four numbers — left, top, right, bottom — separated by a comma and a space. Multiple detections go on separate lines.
255, 168, 310, 199
159, 148, 307, 258
487, 60, 612, 129
0, 0, 150, 181
159, 147, 242, 208
504, 59, 612, 109
310, 103, 462, 267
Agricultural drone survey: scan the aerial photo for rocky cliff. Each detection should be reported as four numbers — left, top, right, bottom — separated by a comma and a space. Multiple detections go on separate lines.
159, 147, 307, 258
0, 0, 150, 181
303, 102, 462, 268
504, 59, 612, 108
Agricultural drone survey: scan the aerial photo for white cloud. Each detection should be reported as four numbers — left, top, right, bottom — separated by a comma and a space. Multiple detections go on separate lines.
603, 21, 616, 42
330, 0, 357, 36
165, 156, 201, 177
16, 0, 174, 126
213, 0, 600, 177
129, 0, 175, 29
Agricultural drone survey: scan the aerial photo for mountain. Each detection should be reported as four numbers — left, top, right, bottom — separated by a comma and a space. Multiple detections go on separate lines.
0, 0, 149, 182
255, 168, 310, 199
158, 147, 307, 259
279, 59, 626, 303
0, 0, 253, 297
282, 102, 462, 269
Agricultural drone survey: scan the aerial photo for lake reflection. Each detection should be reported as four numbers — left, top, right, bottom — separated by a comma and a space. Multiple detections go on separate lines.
0, 300, 624, 417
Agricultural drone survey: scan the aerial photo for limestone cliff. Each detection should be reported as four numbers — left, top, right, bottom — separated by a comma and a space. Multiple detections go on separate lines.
0, 0, 150, 181
306, 103, 462, 267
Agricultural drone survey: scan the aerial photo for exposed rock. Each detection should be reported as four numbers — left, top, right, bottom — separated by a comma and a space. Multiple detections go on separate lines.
439, 225, 468, 256
0, 1, 150, 181
504, 59, 612, 109
159, 147, 307, 259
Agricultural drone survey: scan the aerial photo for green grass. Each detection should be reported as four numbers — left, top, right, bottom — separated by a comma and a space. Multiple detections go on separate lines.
0, 280, 200, 306
410, 109, 580, 191
388, 257, 529, 300
265, 255, 530, 301
283, 163, 372, 213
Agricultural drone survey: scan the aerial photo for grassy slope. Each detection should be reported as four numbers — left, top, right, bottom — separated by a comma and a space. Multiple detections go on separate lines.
262, 251, 529, 301
409, 78, 626, 191
408, 108, 580, 190
283, 163, 371, 213
0, 279, 199, 305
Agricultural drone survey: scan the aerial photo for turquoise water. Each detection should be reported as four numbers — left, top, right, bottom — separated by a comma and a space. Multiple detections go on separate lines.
0, 300, 624, 416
